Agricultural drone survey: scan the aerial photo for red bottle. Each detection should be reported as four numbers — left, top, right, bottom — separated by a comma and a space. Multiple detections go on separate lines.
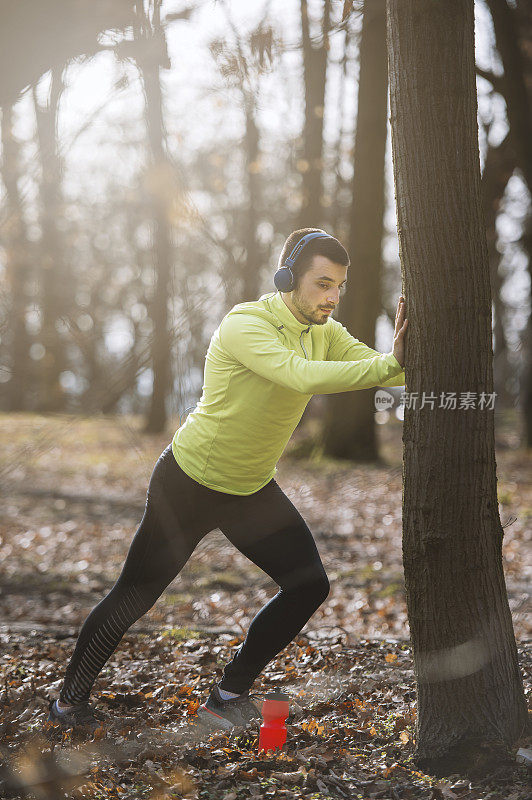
258, 691, 290, 754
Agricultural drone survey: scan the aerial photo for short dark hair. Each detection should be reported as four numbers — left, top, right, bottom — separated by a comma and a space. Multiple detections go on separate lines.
277, 228, 350, 290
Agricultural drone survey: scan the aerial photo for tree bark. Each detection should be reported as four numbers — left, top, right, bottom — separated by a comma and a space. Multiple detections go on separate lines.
298, 0, 330, 228
323, 0, 388, 462
386, 0, 528, 774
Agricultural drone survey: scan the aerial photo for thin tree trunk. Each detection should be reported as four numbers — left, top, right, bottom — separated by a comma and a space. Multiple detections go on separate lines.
241, 100, 261, 302
79, 256, 111, 413
481, 134, 515, 409
33, 67, 69, 413
135, 0, 172, 434
386, 0, 528, 773
486, 0, 532, 444
520, 209, 532, 446
485, 0, 532, 191
328, 19, 352, 235
142, 64, 172, 434
298, 0, 330, 228
1, 104, 32, 411
323, 0, 388, 461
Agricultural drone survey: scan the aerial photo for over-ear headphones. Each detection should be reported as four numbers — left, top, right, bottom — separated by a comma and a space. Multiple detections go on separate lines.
273, 231, 333, 292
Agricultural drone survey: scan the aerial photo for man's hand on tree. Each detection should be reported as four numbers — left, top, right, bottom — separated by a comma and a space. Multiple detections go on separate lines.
392, 295, 408, 369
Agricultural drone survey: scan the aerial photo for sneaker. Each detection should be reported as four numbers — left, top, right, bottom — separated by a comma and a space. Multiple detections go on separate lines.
197, 685, 263, 731
45, 698, 107, 733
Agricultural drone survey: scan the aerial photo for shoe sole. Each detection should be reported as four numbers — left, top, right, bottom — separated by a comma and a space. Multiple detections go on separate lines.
196, 704, 236, 731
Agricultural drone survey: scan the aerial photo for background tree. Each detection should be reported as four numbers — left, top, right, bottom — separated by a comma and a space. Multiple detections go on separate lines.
1, 104, 32, 412
323, 0, 389, 462
483, 0, 532, 445
133, 0, 175, 434
481, 132, 515, 408
209, 7, 275, 304
298, 0, 331, 228
33, 67, 70, 413
386, 0, 528, 774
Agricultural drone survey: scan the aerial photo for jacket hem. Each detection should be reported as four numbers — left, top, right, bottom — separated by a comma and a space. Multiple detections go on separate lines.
171, 444, 275, 496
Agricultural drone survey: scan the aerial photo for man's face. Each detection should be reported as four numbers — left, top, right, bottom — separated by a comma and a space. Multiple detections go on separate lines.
290, 255, 347, 326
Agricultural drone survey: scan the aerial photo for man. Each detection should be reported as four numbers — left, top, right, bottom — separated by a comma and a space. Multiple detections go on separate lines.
46, 228, 408, 734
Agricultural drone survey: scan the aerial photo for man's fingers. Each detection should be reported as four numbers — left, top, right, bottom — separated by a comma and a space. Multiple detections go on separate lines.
394, 320, 408, 341
397, 321, 408, 338
395, 304, 405, 333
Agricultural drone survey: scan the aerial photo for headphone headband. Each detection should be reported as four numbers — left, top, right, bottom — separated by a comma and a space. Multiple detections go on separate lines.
283, 232, 332, 268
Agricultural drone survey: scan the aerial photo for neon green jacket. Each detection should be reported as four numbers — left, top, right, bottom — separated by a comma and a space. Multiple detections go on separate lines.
172, 290, 405, 495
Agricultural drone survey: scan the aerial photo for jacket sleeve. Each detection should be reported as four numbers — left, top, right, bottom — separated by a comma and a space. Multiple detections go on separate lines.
219, 313, 404, 395
326, 320, 406, 388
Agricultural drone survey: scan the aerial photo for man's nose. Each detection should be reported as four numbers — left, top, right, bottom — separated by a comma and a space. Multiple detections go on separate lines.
327, 289, 340, 304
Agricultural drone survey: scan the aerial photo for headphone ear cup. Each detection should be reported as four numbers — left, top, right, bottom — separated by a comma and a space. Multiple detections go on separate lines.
274, 267, 294, 292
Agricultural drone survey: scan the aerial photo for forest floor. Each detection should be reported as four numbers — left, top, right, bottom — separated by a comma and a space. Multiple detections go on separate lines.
0, 410, 530, 800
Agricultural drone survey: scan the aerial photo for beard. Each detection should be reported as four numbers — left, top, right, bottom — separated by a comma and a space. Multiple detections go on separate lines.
292, 289, 333, 326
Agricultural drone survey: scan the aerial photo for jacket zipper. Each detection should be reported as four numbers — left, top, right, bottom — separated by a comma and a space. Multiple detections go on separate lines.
300, 328, 310, 359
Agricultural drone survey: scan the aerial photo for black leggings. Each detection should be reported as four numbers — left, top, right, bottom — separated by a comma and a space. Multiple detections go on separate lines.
59, 444, 329, 702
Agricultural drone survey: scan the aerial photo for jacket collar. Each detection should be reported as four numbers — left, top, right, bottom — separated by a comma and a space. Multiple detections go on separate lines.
259, 291, 313, 334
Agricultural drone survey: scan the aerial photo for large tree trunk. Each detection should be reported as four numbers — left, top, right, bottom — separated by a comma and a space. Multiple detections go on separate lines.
135, 0, 173, 435
1, 104, 32, 412
298, 0, 330, 228
323, 0, 388, 461
386, 0, 528, 774
33, 68, 70, 413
